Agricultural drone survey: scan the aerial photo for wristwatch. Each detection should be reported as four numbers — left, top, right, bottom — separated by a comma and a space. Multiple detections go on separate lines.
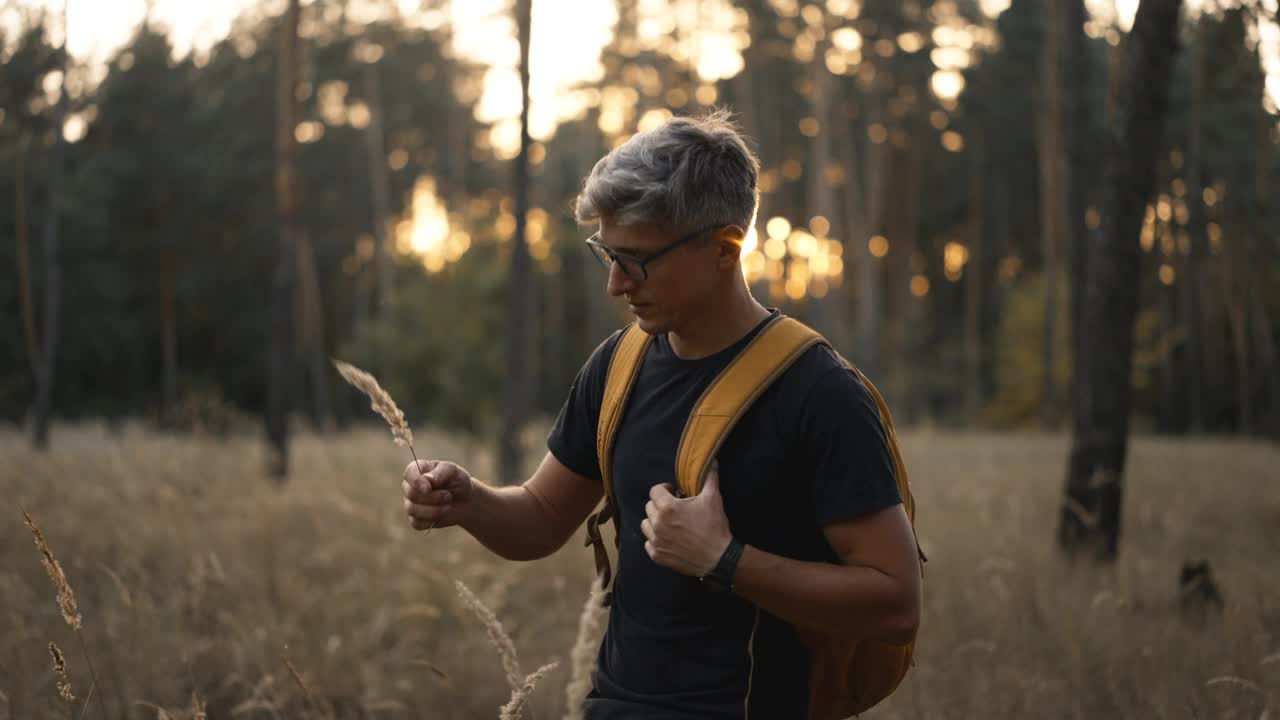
700, 537, 744, 593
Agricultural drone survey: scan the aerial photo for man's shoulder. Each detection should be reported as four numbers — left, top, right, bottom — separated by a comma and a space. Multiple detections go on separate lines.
765, 341, 880, 423
779, 341, 861, 390
582, 326, 629, 376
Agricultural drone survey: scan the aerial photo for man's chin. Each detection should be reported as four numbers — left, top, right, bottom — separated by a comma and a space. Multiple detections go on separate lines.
631, 314, 666, 335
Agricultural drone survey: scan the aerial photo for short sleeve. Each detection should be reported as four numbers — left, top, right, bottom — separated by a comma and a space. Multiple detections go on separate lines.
798, 366, 903, 527
546, 331, 623, 484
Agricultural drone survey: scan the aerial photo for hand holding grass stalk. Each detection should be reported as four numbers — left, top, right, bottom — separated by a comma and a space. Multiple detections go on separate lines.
332, 359, 439, 534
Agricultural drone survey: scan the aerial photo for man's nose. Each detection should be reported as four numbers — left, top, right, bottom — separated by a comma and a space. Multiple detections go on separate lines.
606, 261, 635, 297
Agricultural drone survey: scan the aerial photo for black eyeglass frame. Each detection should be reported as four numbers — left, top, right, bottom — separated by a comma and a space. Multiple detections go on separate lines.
584, 223, 724, 282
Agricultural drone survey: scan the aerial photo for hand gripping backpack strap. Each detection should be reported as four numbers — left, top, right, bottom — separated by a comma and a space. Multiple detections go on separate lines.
671, 315, 925, 720
583, 324, 652, 605
673, 315, 824, 496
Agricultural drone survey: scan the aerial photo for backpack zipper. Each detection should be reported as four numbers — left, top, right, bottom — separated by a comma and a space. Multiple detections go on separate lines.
743, 607, 761, 719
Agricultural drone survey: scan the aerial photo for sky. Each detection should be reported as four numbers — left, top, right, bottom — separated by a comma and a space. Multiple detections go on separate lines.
5, 0, 1279, 134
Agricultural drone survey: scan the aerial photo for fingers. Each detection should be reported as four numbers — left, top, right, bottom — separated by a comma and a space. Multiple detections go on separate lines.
404, 496, 449, 520
404, 495, 451, 525
640, 516, 654, 542
404, 459, 439, 483
404, 485, 452, 505
700, 460, 720, 496
648, 483, 676, 504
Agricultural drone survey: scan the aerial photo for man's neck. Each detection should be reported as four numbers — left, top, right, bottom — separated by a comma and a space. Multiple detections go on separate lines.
667, 288, 771, 360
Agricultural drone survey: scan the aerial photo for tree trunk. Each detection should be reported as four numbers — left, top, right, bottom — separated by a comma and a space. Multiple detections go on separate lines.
267, 0, 302, 480
1248, 282, 1276, 436
1038, 0, 1065, 430
964, 131, 985, 422
15, 137, 40, 384
161, 248, 178, 429
1059, 0, 1182, 562
839, 102, 885, 381
348, 145, 371, 361
1158, 254, 1177, 431
31, 33, 68, 451
1180, 25, 1208, 432
498, 0, 533, 486
1250, 114, 1279, 436
297, 231, 332, 432
1063, 0, 1092, 435
804, 30, 844, 347
890, 127, 928, 421
363, 61, 395, 317
1226, 263, 1250, 434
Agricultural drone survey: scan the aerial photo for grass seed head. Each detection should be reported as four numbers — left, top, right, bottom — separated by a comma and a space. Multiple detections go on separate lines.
331, 359, 414, 449
49, 641, 74, 702
24, 509, 82, 630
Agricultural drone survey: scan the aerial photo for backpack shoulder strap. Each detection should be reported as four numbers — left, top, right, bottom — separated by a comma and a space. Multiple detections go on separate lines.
674, 315, 824, 497
584, 323, 652, 602
597, 323, 653, 501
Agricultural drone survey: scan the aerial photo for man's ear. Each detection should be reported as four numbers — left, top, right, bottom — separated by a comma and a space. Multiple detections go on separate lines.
716, 226, 746, 268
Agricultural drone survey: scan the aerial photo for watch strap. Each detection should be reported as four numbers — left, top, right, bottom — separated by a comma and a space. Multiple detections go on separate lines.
701, 538, 744, 592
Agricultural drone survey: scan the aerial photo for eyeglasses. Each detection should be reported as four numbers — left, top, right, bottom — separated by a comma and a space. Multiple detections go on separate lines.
585, 224, 722, 282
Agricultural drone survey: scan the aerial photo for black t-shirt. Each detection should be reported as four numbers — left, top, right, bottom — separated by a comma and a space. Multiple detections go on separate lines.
547, 310, 902, 719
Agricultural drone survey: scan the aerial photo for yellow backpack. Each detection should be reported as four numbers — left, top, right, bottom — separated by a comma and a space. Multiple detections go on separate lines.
583, 314, 924, 719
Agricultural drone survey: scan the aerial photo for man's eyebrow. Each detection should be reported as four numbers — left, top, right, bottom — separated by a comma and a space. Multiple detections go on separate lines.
596, 235, 645, 255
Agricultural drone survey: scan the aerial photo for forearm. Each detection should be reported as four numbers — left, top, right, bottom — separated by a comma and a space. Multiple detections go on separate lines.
732, 545, 919, 644
459, 481, 561, 561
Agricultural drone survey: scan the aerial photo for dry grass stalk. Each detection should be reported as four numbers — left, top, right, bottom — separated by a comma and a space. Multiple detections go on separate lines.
23, 508, 81, 629
500, 662, 559, 720
563, 576, 607, 720
455, 580, 523, 690
409, 660, 452, 682
23, 506, 107, 720
191, 689, 207, 720
332, 359, 437, 533
49, 641, 74, 702
1205, 676, 1265, 695
283, 654, 323, 716
134, 701, 175, 720
331, 359, 413, 448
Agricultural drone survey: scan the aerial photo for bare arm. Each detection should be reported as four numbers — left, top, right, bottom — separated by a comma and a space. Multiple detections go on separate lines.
732, 504, 921, 644
404, 452, 603, 562
641, 465, 921, 644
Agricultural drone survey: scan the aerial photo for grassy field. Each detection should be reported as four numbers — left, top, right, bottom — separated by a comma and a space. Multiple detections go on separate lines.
2, 424, 1277, 719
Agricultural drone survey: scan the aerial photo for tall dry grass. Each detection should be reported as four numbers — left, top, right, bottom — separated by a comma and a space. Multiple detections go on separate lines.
2, 423, 1277, 719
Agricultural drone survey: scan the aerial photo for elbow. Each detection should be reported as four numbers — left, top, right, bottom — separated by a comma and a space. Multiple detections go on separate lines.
866, 579, 919, 645
499, 539, 559, 562
884, 586, 921, 645
884, 604, 919, 646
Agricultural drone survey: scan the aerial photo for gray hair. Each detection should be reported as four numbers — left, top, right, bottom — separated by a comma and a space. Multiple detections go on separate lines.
575, 109, 760, 234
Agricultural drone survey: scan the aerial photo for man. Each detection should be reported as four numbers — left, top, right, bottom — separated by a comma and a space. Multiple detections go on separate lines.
402, 110, 921, 718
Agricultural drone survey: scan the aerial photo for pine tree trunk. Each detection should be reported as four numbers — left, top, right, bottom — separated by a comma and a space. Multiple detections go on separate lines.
498, 0, 533, 486
804, 30, 844, 347
31, 32, 68, 451
363, 61, 394, 317
964, 131, 986, 421
267, 0, 302, 480
1038, 0, 1065, 430
161, 249, 179, 429
838, 102, 884, 381
297, 231, 332, 432
15, 137, 40, 385
1250, 114, 1279, 436
1180, 26, 1208, 432
1063, 0, 1092, 435
1059, 0, 1182, 562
